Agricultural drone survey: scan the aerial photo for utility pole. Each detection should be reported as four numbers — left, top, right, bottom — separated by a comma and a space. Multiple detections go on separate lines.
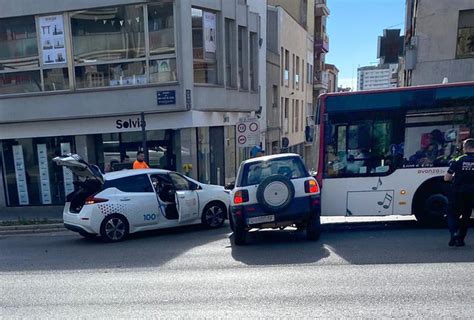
141, 112, 149, 164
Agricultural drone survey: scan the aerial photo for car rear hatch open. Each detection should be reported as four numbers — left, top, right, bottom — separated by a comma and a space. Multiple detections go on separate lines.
53, 153, 104, 212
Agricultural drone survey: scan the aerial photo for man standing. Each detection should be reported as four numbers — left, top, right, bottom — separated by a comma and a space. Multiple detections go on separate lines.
444, 138, 474, 247
133, 151, 149, 169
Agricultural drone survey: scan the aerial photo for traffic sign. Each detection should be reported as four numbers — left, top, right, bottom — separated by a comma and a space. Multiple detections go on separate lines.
236, 118, 260, 148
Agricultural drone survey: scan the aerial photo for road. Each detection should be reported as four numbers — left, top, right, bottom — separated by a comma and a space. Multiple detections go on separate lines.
1, 220, 474, 318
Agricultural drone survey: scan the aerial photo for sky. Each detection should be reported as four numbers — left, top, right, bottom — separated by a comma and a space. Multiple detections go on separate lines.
325, 0, 406, 89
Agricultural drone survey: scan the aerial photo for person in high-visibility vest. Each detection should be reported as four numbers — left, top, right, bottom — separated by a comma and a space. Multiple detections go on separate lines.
133, 151, 149, 169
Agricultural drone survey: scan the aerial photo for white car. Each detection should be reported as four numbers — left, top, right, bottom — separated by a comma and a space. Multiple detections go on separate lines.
54, 154, 229, 242
229, 153, 321, 245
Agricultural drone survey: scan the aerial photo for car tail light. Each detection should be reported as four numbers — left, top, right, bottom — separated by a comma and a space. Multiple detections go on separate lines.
84, 196, 108, 205
234, 190, 249, 204
305, 180, 319, 194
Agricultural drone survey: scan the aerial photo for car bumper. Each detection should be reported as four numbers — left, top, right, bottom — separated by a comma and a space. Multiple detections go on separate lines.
63, 203, 97, 235
231, 195, 320, 229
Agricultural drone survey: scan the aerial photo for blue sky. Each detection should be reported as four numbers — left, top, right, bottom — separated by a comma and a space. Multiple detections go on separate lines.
325, 0, 406, 89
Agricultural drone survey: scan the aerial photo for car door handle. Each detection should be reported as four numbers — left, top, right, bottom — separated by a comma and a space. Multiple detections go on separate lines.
120, 198, 131, 202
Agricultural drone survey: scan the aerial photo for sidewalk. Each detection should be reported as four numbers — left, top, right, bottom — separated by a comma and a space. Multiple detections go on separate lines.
0, 206, 65, 235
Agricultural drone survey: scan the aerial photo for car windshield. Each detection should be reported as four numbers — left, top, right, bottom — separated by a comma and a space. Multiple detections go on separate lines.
239, 157, 308, 186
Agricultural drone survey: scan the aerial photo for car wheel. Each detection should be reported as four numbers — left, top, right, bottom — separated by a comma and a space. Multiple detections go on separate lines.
256, 175, 295, 213
100, 214, 129, 242
233, 224, 247, 246
306, 212, 321, 241
202, 202, 226, 228
414, 193, 447, 227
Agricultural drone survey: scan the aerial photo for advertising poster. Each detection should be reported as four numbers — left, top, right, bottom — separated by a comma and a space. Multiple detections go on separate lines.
39, 15, 67, 65
60, 143, 75, 196
12, 145, 30, 205
37, 144, 52, 204
203, 12, 216, 53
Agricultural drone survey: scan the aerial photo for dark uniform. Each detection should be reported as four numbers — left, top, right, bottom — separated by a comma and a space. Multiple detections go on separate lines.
447, 152, 474, 245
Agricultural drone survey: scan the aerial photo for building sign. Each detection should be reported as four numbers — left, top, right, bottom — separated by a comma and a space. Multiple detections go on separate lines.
60, 143, 75, 196
12, 145, 29, 205
37, 144, 52, 204
203, 12, 217, 53
157, 90, 176, 105
236, 117, 261, 148
39, 15, 66, 65
185, 89, 192, 110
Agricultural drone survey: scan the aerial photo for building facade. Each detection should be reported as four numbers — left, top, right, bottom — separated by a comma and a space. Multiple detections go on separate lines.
265, 6, 313, 164
403, 0, 474, 86
324, 63, 338, 93
0, 0, 262, 214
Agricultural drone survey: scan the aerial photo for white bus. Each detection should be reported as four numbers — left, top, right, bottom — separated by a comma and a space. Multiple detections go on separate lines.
315, 82, 474, 225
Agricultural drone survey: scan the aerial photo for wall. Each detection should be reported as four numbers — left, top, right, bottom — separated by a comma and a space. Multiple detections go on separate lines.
411, 0, 474, 85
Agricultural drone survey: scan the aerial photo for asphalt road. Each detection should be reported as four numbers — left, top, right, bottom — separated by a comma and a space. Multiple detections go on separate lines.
1, 220, 474, 318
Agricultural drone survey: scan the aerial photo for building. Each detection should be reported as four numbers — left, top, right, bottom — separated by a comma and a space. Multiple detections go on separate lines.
0, 0, 263, 214
357, 64, 398, 91
324, 63, 338, 93
403, 0, 474, 86
265, 6, 313, 160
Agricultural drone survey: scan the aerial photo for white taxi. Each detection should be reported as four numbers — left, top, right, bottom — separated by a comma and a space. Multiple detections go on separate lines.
54, 154, 229, 242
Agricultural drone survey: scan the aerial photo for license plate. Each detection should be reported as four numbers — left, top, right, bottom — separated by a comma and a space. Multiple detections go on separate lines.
247, 215, 275, 225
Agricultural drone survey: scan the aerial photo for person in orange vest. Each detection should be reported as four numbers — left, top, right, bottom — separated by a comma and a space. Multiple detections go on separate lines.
133, 151, 149, 169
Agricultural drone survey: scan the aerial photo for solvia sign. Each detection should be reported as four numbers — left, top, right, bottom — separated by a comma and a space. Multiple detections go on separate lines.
116, 118, 145, 129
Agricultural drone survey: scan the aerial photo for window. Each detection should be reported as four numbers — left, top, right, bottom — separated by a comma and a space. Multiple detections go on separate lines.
295, 100, 299, 132
238, 26, 248, 90
284, 49, 289, 87
75, 61, 146, 88
284, 98, 289, 133
295, 56, 300, 90
281, 47, 284, 86
456, 10, 474, 59
192, 8, 218, 84
169, 172, 192, 190
272, 85, 278, 108
249, 31, 258, 91
302, 59, 304, 92
71, 5, 145, 63
148, 1, 177, 84
291, 99, 295, 132
292, 54, 295, 89
105, 174, 154, 193
43, 68, 69, 91
225, 19, 236, 88
0, 16, 41, 94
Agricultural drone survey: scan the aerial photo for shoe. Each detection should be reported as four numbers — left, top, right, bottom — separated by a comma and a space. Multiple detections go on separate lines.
455, 238, 465, 247
449, 236, 457, 247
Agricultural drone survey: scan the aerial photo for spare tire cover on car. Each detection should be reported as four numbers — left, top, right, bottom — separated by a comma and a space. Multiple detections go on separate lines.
256, 175, 295, 213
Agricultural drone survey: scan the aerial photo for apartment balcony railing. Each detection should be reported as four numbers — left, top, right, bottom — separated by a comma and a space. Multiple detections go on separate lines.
314, 35, 329, 53
315, 0, 330, 16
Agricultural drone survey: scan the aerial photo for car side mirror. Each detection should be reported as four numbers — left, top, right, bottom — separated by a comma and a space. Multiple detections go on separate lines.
225, 182, 235, 190
189, 182, 199, 191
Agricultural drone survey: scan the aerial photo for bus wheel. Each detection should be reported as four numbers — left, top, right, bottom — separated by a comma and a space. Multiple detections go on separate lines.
414, 193, 448, 227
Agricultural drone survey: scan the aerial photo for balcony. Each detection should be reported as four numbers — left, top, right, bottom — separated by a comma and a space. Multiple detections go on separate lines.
315, 0, 330, 16
313, 70, 328, 90
314, 35, 329, 53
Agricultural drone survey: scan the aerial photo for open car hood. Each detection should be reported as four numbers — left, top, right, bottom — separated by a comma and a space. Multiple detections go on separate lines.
53, 153, 104, 184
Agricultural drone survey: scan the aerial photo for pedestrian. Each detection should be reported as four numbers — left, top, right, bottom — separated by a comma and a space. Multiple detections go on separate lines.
133, 151, 150, 169
250, 145, 264, 158
444, 138, 474, 247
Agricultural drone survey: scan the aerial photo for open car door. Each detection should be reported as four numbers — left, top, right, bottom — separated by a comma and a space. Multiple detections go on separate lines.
169, 172, 199, 223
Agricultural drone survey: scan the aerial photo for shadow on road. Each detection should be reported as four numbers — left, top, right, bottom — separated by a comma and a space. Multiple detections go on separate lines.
230, 220, 474, 266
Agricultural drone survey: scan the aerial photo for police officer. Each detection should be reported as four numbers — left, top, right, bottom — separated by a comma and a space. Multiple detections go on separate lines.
444, 138, 474, 247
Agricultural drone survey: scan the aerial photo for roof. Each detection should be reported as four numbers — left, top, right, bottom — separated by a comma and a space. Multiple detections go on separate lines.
104, 169, 170, 180
242, 153, 302, 165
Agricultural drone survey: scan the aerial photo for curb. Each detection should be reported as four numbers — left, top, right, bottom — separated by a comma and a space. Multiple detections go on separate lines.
0, 223, 66, 235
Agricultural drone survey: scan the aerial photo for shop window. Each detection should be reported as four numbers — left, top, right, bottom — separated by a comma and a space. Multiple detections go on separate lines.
149, 58, 177, 83
456, 10, 474, 59
192, 8, 218, 84
0, 71, 41, 94
148, 1, 175, 56
1, 137, 75, 206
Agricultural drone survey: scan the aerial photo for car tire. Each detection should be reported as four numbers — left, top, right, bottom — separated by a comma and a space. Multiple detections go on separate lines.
233, 225, 247, 246
306, 211, 321, 241
100, 214, 129, 243
414, 193, 447, 227
256, 175, 295, 213
202, 202, 226, 228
